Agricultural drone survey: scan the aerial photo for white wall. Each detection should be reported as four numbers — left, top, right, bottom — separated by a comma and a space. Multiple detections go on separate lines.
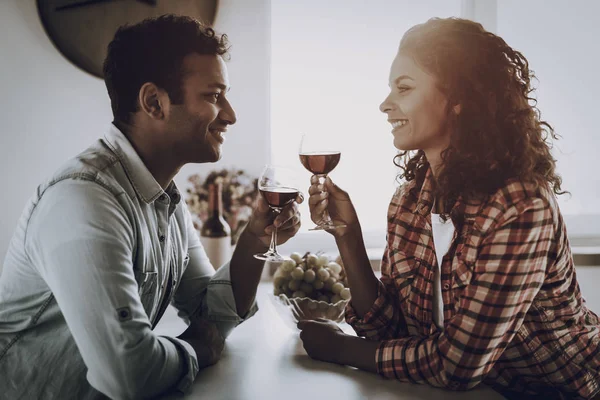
0, 0, 271, 272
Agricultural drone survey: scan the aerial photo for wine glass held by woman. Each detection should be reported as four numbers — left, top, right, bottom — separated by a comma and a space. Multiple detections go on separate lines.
300, 17, 600, 400
299, 133, 346, 230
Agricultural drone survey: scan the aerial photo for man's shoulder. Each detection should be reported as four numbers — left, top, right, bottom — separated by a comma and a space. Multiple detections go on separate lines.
41, 138, 134, 200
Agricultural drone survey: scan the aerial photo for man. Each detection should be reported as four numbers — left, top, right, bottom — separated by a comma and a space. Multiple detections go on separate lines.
0, 15, 301, 399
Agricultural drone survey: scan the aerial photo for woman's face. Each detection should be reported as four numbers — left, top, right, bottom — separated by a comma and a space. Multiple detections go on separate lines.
380, 51, 454, 162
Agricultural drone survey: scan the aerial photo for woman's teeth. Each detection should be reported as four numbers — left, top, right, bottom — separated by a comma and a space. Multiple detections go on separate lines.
392, 120, 408, 129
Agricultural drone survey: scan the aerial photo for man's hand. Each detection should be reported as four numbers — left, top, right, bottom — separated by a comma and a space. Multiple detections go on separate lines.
177, 319, 225, 369
244, 192, 303, 247
297, 318, 347, 364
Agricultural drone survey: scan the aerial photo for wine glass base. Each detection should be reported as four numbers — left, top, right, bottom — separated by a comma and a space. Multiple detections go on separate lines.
253, 251, 290, 262
309, 223, 347, 231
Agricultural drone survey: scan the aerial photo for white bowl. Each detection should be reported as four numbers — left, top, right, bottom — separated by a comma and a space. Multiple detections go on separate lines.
268, 293, 349, 331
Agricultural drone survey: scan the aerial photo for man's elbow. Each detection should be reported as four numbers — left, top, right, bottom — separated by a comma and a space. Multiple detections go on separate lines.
87, 362, 163, 400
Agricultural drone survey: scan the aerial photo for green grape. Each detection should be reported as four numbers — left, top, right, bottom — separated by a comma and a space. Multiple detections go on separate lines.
317, 295, 329, 303
316, 255, 329, 267
290, 252, 303, 264
288, 280, 301, 291
316, 268, 330, 281
291, 267, 305, 280
327, 262, 342, 275
306, 253, 318, 267
281, 259, 296, 272
331, 294, 342, 303
274, 287, 283, 296
292, 290, 306, 298
340, 287, 351, 300
331, 282, 344, 294
313, 280, 324, 290
300, 283, 313, 294
303, 269, 316, 283
273, 276, 287, 288
324, 277, 337, 290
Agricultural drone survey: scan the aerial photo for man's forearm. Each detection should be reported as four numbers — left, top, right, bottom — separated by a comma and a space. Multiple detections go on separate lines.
229, 229, 268, 316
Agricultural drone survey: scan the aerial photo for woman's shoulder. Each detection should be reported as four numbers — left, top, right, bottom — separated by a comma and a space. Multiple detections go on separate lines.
475, 177, 559, 231
489, 177, 555, 210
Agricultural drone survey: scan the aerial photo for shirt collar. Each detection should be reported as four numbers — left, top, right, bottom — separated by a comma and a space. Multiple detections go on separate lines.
104, 124, 180, 205
411, 164, 480, 229
414, 167, 435, 216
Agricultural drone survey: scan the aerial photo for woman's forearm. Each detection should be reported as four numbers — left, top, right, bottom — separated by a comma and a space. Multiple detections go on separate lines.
335, 224, 380, 318
338, 335, 379, 373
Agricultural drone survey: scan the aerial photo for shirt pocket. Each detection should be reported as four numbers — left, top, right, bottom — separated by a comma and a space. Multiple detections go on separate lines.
388, 249, 420, 301
133, 263, 158, 296
451, 242, 476, 309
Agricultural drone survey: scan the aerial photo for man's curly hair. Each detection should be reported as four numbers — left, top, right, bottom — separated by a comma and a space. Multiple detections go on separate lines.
103, 14, 230, 124
394, 17, 565, 210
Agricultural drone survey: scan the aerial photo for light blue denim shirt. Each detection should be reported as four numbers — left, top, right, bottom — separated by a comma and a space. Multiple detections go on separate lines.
0, 124, 257, 399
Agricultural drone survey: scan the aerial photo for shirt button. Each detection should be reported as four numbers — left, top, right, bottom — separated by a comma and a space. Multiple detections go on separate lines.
443, 283, 450, 290
159, 235, 165, 242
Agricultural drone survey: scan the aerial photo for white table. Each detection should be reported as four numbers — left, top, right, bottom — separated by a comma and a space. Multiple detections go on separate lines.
155, 282, 505, 400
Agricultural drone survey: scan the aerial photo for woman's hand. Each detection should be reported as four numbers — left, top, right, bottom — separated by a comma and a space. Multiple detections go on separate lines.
298, 319, 380, 373
297, 318, 348, 364
308, 176, 358, 237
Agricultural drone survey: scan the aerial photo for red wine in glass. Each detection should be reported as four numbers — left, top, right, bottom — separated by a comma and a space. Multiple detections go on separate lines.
298, 134, 346, 231
260, 187, 299, 209
254, 165, 300, 261
299, 152, 341, 175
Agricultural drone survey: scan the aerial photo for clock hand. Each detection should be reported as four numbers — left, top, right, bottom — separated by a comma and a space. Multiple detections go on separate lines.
136, 0, 157, 5
55, 0, 114, 12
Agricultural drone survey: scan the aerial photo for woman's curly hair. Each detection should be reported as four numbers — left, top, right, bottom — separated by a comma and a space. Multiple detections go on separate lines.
394, 17, 565, 210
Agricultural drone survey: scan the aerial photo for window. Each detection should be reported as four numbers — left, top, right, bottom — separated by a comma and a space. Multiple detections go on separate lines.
271, 0, 462, 254
496, 1, 600, 243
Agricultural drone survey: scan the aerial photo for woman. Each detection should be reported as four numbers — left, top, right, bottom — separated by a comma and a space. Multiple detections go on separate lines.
297, 17, 600, 400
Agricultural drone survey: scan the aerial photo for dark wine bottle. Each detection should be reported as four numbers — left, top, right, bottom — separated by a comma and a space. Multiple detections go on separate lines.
200, 182, 232, 269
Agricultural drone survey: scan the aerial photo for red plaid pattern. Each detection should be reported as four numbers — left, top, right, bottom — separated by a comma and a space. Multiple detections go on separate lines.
346, 167, 600, 399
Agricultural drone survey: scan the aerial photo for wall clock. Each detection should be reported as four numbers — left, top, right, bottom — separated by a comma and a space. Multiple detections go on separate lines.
37, 0, 219, 78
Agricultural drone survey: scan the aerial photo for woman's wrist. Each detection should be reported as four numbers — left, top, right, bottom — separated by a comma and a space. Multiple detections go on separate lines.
337, 335, 379, 373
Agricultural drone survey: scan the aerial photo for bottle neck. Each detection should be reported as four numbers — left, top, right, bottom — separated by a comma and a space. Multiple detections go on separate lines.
208, 183, 224, 218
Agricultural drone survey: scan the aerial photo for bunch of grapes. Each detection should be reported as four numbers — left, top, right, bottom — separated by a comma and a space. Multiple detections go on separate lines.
273, 252, 351, 304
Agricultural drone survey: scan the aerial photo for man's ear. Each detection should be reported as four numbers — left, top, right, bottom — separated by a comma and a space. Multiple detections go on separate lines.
138, 83, 169, 120
453, 103, 461, 115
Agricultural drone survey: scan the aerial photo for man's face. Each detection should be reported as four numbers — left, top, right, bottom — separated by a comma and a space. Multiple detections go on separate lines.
166, 53, 236, 164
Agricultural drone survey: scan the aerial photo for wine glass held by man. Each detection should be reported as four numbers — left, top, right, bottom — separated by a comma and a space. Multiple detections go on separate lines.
299, 17, 600, 400
253, 165, 302, 262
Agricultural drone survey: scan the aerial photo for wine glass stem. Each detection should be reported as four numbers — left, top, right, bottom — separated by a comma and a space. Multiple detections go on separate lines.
317, 174, 333, 225
268, 209, 281, 255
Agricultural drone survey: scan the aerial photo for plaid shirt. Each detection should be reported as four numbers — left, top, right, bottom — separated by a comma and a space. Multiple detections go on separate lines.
346, 167, 600, 399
